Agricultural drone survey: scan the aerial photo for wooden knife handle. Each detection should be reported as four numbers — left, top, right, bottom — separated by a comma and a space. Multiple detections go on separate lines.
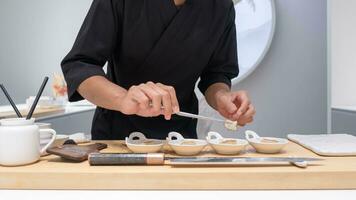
88, 153, 165, 166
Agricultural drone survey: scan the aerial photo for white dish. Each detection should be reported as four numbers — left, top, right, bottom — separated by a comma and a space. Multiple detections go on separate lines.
125, 132, 164, 153
68, 133, 91, 144
245, 130, 288, 154
206, 132, 248, 155
26, 96, 65, 109
167, 132, 207, 156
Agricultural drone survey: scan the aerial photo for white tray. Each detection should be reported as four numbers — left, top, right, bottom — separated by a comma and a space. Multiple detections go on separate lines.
287, 134, 356, 156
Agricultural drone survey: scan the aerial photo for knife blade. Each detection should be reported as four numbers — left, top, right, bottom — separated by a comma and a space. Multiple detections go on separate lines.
167, 157, 323, 165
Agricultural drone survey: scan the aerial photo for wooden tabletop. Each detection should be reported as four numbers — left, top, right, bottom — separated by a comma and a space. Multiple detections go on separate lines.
0, 141, 355, 190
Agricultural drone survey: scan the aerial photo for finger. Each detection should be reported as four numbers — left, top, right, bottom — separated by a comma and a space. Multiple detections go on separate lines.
220, 95, 238, 115
129, 86, 150, 110
157, 83, 180, 113
233, 94, 250, 119
238, 117, 253, 126
138, 84, 162, 116
147, 82, 172, 120
237, 105, 255, 125
218, 109, 235, 121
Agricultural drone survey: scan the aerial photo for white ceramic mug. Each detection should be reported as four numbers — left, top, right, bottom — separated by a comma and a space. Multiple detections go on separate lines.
0, 118, 56, 166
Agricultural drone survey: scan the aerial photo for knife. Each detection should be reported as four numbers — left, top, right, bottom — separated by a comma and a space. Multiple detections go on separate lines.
88, 153, 323, 168
167, 157, 323, 168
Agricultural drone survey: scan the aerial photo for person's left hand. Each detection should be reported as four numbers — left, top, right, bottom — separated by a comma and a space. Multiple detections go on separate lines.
215, 90, 255, 126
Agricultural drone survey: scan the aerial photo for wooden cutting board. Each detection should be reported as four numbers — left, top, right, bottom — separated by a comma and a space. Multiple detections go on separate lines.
0, 107, 65, 119
2, 141, 355, 190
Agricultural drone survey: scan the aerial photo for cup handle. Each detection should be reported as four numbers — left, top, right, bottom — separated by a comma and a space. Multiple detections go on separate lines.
245, 130, 260, 141
167, 132, 184, 141
206, 131, 223, 141
127, 132, 146, 143
40, 129, 57, 154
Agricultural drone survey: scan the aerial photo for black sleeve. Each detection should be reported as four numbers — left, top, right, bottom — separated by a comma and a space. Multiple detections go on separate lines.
198, 4, 239, 95
61, 0, 121, 101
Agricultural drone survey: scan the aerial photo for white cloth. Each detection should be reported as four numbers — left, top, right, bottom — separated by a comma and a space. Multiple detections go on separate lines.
287, 134, 356, 156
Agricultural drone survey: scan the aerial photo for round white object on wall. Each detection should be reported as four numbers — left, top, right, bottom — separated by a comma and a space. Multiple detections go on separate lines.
196, 0, 276, 138
233, 0, 276, 84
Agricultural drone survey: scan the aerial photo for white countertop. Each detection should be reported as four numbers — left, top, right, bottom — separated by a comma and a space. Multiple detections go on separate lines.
0, 100, 96, 121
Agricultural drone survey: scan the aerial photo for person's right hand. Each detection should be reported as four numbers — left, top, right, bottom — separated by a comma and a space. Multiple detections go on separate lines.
118, 82, 180, 120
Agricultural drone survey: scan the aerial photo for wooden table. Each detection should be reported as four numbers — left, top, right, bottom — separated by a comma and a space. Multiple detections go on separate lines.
0, 141, 355, 190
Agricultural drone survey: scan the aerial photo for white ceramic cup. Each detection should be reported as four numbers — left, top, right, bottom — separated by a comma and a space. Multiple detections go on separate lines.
36, 122, 52, 129
36, 123, 53, 140
0, 118, 56, 166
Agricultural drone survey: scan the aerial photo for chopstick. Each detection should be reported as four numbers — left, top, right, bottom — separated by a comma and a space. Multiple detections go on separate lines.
26, 77, 49, 120
0, 84, 23, 118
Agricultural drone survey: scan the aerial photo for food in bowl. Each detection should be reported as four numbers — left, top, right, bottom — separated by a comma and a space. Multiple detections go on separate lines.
245, 130, 289, 154
125, 132, 164, 153
220, 139, 238, 145
167, 132, 207, 156
206, 132, 248, 155
261, 138, 279, 143
181, 141, 197, 145
142, 140, 161, 145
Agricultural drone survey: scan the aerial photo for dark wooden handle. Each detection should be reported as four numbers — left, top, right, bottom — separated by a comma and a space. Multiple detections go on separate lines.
88, 153, 164, 166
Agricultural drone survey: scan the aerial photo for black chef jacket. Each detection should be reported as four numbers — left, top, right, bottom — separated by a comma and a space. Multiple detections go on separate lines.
61, 0, 239, 140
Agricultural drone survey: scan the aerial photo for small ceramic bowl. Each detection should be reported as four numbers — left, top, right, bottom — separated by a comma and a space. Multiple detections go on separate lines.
167, 132, 207, 156
206, 132, 248, 155
245, 130, 288, 154
125, 132, 164, 153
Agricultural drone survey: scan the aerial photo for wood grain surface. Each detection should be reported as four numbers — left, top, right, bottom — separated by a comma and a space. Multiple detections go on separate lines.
0, 141, 355, 190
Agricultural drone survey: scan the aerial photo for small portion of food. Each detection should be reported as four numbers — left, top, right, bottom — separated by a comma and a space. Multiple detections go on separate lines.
141, 140, 160, 145
181, 141, 197, 145
261, 138, 279, 143
224, 120, 238, 131
220, 139, 237, 145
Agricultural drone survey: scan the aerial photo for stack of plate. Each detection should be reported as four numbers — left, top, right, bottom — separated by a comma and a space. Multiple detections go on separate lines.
37, 123, 69, 156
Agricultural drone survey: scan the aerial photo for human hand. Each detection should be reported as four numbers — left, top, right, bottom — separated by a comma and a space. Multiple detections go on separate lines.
118, 82, 180, 120
215, 90, 255, 126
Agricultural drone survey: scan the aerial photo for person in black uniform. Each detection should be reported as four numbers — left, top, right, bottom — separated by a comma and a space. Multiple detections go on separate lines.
61, 0, 256, 140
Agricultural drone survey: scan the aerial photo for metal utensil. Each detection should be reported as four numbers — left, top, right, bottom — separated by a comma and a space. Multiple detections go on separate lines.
167, 157, 323, 168
176, 111, 239, 131
176, 111, 225, 123
154, 104, 235, 129
88, 153, 323, 168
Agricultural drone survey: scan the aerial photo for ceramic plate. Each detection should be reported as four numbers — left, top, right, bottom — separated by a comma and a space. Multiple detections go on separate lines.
125, 132, 164, 153
245, 130, 288, 154
206, 132, 248, 155
167, 132, 207, 156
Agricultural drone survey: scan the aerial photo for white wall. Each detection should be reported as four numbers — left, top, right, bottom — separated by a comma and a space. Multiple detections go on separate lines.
0, 0, 92, 105
199, 0, 328, 138
330, 0, 356, 133
330, 0, 356, 107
